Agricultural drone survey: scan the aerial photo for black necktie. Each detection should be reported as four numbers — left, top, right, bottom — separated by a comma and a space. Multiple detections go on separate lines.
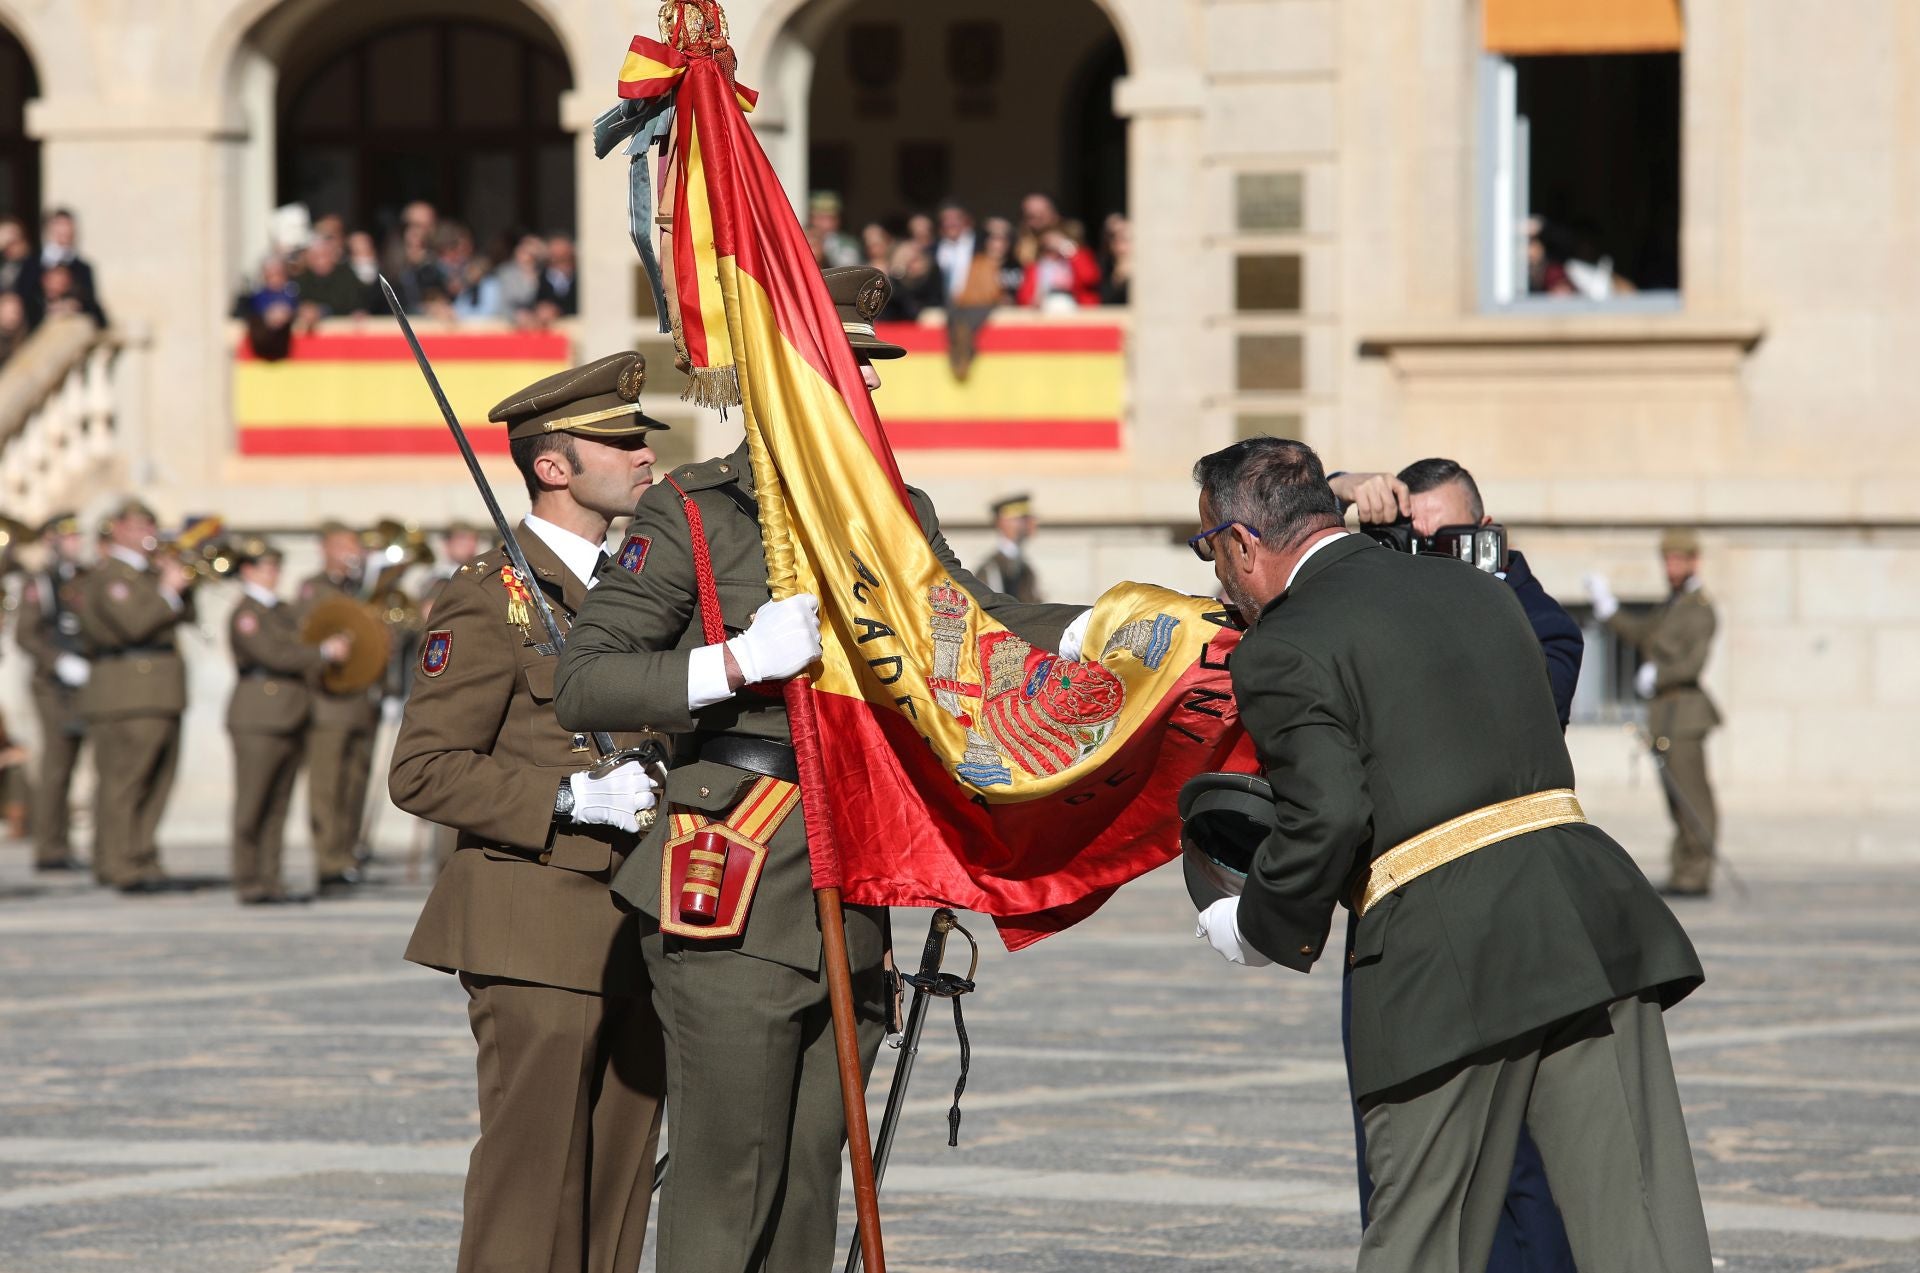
594, 550, 612, 578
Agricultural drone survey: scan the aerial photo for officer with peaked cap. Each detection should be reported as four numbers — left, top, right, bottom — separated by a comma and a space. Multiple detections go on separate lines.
73, 498, 192, 892
15, 511, 92, 872
981, 492, 1044, 602
1586, 529, 1721, 896
228, 539, 348, 904
392, 351, 670, 1273
553, 268, 1087, 1273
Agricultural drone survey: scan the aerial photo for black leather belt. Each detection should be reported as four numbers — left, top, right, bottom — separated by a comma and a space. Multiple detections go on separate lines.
101, 645, 174, 659
687, 734, 799, 784
239, 667, 295, 680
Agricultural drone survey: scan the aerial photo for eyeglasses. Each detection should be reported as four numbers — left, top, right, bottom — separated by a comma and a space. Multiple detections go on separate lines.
1188, 520, 1261, 562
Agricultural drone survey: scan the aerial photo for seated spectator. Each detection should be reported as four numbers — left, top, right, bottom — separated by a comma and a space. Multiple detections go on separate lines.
0, 291, 28, 364
295, 232, 373, 318
24, 209, 107, 327
36, 264, 107, 327
0, 217, 30, 296
489, 235, 545, 325
435, 223, 498, 320
346, 231, 382, 290
236, 256, 300, 361
1099, 212, 1132, 306
985, 216, 1023, 302
1014, 193, 1100, 309
390, 212, 447, 315
953, 217, 1014, 309
859, 223, 920, 321
933, 202, 977, 306
889, 213, 940, 315
533, 234, 578, 320
807, 192, 861, 269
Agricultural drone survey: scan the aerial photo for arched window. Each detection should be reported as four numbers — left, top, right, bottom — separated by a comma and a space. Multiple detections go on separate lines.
0, 28, 39, 221
277, 18, 572, 254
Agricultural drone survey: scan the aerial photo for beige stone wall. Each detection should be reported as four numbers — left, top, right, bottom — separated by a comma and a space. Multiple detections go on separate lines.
1, 0, 1914, 825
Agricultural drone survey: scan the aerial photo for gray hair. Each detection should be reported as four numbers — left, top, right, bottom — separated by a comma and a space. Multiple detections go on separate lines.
1191, 437, 1342, 549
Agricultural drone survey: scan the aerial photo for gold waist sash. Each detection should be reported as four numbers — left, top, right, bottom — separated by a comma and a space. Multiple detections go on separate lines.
1354, 789, 1585, 917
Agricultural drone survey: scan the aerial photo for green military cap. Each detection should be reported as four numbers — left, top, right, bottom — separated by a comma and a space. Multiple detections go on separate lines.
488, 351, 670, 441
1658, 527, 1701, 556
1178, 771, 1278, 911
317, 519, 356, 538
822, 266, 907, 360
232, 535, 282, 566
37, 510, 82, 538
110, 497, 159, 523
992, 493, 1034, 519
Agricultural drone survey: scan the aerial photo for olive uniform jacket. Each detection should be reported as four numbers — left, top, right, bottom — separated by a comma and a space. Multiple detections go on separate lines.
393, 528, 651, 997
1232, 535, 1703, 1099
227, 594, 323, 735
1606, 584, 1720, 743
297, 573, 382, 730
73, 555, 187, 720
554, 444, 1083, 973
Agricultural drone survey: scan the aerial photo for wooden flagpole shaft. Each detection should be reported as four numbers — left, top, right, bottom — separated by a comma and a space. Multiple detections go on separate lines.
816, 884, 887, 1273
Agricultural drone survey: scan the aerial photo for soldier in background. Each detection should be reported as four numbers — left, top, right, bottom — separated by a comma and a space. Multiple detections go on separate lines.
979, 492, 1043, 602
228, 539, 350, 904
15, 512, 91, 872
74, 499, 191, 893
299, 521, 379, 897
1588, 530, 1721, 897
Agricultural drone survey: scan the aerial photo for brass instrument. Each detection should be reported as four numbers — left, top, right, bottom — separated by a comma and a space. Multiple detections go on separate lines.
302, 595, 394, 695
0, 515, 34, 577
361, 519, 435, 630
160, 515, 241, 586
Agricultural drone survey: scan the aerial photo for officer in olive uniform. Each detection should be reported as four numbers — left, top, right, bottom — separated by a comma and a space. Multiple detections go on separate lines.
15, 512, 92, 872
298, 522, 380, 895
979, 492, 1044, 602
1588, 529, 1721, 896
392, 352, 669, 1273
74, 499, 192, 892
228, 540, 346, 904
1192, 438, 1709, 1273
554, 268, 1084, 1273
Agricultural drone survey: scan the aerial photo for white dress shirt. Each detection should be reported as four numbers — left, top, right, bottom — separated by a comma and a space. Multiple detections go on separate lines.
1285, 529, 1351, 593
523, 514, 605, 590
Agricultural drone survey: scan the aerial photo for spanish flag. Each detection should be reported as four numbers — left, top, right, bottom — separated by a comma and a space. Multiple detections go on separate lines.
618, 27, 1253, 947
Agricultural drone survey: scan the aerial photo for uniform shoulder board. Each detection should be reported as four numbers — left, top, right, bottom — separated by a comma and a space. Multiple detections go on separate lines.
670, 455, 745, 493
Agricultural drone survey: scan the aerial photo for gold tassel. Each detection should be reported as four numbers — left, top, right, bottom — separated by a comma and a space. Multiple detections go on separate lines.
681, 363, 742, 410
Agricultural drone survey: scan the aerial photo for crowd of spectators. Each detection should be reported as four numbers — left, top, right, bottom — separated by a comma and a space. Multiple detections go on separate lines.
806, 190, 1131, 322
0, 208, 109, 368
233, 201, 580, 359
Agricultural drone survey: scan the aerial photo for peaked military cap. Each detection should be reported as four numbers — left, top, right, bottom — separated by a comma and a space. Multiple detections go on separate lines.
233, 535, 283, 566
992, 493, 1034, 519
109, 497, 159, 523
488, 351, 670, 440
1178, 771, 1278, 911
37, 510, 82, 538
823, 266, 907, 360
1658, 527, 1701, 556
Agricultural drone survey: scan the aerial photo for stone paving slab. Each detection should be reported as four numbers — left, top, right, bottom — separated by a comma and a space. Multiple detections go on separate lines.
2, 837, 1918, 1272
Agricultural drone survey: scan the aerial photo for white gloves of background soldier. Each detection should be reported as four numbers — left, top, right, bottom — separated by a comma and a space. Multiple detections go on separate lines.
1583, 573, 1619, 621
567, 762, 658, 835
727, 593, 822, 684
53, 653, 90, 688
1195, 896, 1272, 967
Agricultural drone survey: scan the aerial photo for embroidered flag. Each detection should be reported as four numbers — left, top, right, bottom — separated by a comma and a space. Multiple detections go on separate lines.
607, 10, 1254, 948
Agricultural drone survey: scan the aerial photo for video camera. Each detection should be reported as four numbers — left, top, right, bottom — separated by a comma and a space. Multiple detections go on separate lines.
1360, 518, 1510, 574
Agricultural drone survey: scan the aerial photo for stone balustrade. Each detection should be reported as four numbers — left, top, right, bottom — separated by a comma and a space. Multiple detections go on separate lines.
0, 315, 129, 522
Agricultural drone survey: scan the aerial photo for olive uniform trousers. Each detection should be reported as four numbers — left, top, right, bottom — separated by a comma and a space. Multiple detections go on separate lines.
30, 687, 84, 869
457, 974, 665, 1273
231, 732, 305, 900
1660, 735, 1718, 893
642, 930, 887, 1273
92, 715, 179, 888
307, 716, 374, 876
1358, 992, 1711, 1273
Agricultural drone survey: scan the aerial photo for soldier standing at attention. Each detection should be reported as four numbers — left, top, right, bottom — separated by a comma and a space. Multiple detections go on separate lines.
228, 539, 349, 904
299, 521, 378, 896
554, 268, 1086, 1273
1588, 530, 1721, 897
979, 492, 1043, 601
74, 499, 192, 894
391, 351, 669, 1273
15, 512, 92, 873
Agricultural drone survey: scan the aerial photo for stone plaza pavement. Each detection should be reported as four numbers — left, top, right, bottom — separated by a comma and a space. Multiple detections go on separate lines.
1, 832, 1917, 1273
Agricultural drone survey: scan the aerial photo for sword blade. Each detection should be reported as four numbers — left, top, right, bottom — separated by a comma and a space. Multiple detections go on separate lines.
379, 276, 624, 760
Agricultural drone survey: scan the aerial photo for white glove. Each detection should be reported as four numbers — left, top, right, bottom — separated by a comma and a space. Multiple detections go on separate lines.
1583, 573, 1619, 621
54, 653, 90, 688
567, 763, 658, 835
1057, 609, 1094, 663
1195, 896, 1272, 967
1634, 662, 1658, 699
726, 593, 822, 684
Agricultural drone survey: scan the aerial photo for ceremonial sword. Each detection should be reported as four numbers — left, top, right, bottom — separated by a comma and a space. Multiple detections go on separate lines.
379, 275, 662, 787
845, 908, 979, 1273
1629, 723, 1747, 898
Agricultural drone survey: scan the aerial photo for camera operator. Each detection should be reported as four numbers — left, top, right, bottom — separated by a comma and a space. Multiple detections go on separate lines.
1330, 460, 1582, 727
1321, 460, 1585, 1272
1189, 437, 1709, 1273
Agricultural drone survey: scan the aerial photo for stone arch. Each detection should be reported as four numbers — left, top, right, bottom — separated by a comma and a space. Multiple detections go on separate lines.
0, 7, 40, 221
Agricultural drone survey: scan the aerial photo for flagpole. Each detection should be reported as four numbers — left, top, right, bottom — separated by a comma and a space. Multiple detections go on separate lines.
787, 677, 888, 1273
